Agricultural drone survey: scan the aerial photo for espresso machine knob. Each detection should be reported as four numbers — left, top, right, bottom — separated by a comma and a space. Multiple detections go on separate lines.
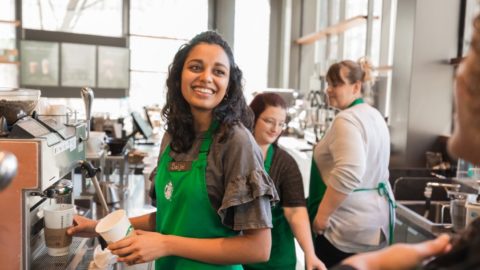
0, 151, 17, 191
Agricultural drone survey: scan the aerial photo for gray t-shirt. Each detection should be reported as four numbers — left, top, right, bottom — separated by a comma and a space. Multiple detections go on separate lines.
150, 124, 278, 231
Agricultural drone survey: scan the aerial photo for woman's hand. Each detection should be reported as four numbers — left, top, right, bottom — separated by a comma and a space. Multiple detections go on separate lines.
67, 215, 99, 238
305, 253, 327, 270
312, 214, 329, 234
108, 230, 170, 265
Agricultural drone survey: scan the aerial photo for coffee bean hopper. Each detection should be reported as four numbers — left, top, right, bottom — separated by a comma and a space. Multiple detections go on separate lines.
0, 88, 109, 269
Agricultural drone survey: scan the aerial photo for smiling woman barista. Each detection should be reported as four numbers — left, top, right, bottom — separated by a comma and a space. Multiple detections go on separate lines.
68, 31, 279, 269
307, 58, 396, 268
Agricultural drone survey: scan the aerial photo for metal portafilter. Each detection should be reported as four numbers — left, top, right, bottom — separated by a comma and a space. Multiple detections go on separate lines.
78, 160, 109, 213
0, 151, 18, 191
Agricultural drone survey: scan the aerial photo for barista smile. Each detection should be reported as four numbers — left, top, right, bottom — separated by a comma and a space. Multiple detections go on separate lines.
192, 86, 216, 96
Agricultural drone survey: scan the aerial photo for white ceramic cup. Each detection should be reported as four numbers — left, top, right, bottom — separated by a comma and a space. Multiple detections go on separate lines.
43, 203, 75, 256
95, 210, 135, 244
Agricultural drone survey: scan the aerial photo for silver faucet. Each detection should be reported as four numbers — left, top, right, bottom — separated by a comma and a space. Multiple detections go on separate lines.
423, 182, 461, 219
424, 182, 461, 199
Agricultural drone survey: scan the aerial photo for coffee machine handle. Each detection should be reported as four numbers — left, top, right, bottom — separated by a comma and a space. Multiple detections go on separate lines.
81, 87, 94, 140
78, 160, 109, 213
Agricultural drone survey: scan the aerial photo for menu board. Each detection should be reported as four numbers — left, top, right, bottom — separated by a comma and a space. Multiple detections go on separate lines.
98, 46, 129, 88
61, 43, 96, 87
20, 41, 59, 86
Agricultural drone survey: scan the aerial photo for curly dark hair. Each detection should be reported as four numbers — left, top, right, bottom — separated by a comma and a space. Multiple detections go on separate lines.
162, 31, 253, 153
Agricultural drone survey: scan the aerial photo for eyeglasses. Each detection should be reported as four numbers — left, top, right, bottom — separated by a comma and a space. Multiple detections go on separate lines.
260, 117, 287, 130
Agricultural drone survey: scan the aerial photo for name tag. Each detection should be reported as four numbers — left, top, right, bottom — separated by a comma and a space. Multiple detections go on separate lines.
169, 161, 192, 171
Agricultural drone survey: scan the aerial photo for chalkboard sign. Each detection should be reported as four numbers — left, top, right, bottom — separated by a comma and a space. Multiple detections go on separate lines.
20, 41, 59, 86
61, 43, 96, 87
98, 46, 130, 88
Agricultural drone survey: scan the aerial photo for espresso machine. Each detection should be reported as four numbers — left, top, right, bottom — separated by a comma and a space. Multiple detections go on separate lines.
0, 88, 107, 269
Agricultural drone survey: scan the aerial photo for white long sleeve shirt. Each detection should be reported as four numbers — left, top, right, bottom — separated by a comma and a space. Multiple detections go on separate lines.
313, 103, 394, 253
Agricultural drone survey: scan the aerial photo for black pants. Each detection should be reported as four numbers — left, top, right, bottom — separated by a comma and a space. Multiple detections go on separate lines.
314, 234, 355, 268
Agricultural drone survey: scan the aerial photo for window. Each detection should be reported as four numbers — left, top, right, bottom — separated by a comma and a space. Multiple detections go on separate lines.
130, 0, 208, 39
234, 0, 270, 101
130, 36, 186, 73
22, 0, 123, 37
344, 0, 382, 65
0, 0, 17, 88
128, 0, 209, 113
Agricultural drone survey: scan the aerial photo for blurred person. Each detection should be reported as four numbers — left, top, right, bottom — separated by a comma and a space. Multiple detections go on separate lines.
68, 31, 279, 269
244, 93, 326, 270
307, 58, 395, 267
330, 13, 480, 270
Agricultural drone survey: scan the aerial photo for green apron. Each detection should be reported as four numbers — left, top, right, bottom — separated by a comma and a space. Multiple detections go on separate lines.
244, 145, 296, 270
306, 98, 396, 245
154, 121, 242, 270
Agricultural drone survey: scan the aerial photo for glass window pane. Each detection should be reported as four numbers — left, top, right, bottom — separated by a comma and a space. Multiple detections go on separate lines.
22, 0, 123, 37
0, 0, 15, 20
0, 24, 16, 49
234, 0, 270, 100
344, 25, 366, 61
20, 41, 59, 86
345, 0, 368, 18
370, 0, 383, 66
0, 0, 17, 88
98, 46, 130, 88
130, 36, 186, 72
130, 0, 208, 39
328, 35, 339, 60
129, 71, 167, 112
0, 64, 19, 88
61, 43, 96, 87
330, 0, 341, 25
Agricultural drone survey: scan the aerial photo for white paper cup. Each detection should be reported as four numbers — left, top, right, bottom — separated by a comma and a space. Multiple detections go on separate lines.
95, 210, 134, 243
43, 203, 75, 256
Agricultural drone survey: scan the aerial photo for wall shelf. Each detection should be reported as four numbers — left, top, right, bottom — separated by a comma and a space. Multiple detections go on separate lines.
296, 15, 379, 45
449, 57, 465, 65
0, 60, 19, 65
375, 65, 393, 73
0, 20, 20, 27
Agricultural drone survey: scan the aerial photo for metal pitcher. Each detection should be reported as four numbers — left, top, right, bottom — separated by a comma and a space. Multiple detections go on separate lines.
448, 191, 468, 231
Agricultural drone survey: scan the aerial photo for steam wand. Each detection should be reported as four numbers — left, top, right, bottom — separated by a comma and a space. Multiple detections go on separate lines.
78, 160, 109, 213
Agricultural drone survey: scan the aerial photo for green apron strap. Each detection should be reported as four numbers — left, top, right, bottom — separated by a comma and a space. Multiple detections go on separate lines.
245, 145, 296, 270
154, 119, 241, 270
307, 158, 327, 223
353, 182, 396, 245
264, 145, 274, 173
199, 120, 219, 153
347, 98, 364, 108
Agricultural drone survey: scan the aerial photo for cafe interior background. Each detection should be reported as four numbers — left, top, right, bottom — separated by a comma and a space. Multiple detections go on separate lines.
1, 0, 480, 269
